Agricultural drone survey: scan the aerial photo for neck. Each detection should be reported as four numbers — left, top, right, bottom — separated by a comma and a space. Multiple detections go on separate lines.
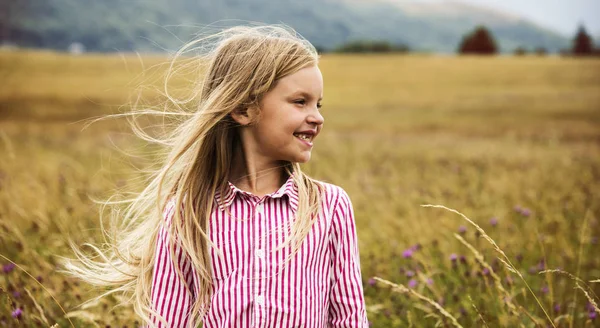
229, 137, 288, 197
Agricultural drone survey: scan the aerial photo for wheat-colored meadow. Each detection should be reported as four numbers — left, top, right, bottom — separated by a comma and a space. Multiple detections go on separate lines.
0, 50, 599, 327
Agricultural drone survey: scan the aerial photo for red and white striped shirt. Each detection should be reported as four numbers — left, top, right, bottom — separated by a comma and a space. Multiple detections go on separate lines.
150, 175, 368, 327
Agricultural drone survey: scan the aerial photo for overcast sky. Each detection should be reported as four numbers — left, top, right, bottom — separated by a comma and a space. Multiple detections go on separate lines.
423, 0, 599, 36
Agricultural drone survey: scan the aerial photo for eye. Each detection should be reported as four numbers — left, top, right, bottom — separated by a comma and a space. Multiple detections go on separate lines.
294, 99, 306, 106
317, 102, 322, 109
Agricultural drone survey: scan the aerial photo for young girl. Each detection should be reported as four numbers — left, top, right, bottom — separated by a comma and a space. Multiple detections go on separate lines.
66, 25, 368, 327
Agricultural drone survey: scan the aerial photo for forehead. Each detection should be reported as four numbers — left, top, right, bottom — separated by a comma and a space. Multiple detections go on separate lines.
273, 65, 323, 96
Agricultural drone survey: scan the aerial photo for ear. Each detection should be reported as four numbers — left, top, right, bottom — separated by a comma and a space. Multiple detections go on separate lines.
230, 106, 252, 126
230, 105, 260, 126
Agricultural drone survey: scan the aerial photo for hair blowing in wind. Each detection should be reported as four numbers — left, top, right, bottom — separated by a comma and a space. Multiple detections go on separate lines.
62, 25, 324, 326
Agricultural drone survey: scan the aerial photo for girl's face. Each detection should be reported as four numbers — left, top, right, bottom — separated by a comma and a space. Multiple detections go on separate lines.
240, 65, 324, 165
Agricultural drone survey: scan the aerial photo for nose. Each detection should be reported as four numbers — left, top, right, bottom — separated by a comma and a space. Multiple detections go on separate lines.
307, 108, 324, 126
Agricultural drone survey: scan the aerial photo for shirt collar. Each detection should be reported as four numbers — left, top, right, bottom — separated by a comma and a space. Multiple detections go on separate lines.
215, 174, 299, 213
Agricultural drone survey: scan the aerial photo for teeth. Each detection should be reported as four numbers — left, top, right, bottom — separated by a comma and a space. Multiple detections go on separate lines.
294, 134, 311, 141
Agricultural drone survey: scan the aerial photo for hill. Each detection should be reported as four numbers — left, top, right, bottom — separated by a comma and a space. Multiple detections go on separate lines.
1, 0, 569, 53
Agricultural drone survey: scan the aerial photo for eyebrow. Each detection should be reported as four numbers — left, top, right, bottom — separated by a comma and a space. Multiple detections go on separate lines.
291, 91, 323, 101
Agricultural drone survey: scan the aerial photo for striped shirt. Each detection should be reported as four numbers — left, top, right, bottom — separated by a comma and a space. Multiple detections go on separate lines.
149, 175, 368, 327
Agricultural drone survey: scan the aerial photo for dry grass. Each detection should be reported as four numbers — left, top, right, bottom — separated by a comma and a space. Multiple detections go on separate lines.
0, 50, 599, 326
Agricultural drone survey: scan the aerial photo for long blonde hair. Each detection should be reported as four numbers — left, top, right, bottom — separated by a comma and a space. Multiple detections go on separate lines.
64, 25, 323, 326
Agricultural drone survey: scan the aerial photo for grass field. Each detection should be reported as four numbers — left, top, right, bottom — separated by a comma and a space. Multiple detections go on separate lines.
0, 50, 599, 327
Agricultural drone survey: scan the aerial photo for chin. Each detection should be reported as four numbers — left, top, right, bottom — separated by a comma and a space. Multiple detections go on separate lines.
290, 153, 312, 163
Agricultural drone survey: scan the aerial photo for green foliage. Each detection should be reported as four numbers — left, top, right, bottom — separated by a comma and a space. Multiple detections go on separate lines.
334, 40, 409, 53
514, 46, 527, 56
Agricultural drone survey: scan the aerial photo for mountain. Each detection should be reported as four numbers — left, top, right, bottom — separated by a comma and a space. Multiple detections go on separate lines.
370, 0, 570, 52
2, 0, 570, 53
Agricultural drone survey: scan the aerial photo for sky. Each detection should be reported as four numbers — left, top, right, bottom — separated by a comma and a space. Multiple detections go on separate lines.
423, 0, 599, 36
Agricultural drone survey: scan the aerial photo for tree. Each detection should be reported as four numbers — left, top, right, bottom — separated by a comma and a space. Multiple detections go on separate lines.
535, 47, 547, 56
334, 40, 409, 53
458, 26, 498, 55
514, 46, 527, 56
572, 25, 594, 56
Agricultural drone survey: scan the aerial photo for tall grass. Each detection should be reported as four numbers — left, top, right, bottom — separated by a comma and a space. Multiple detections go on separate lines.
0, 50, 599, 326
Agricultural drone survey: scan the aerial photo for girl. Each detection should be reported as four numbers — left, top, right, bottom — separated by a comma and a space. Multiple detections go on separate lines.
66, 25, 368, 327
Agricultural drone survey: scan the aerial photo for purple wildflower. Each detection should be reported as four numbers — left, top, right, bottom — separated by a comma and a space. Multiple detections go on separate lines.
12, 291, 21, 298
426, 278, 434, 286
409, 243, 421, 252
449, 253, 458, 262
482, 268, 490, 276
458, 226, 467, 234
521, 208, 531, 217
554, 303, 561, 313
536, 260, 546, 271
368, 278, 376, 286
541, 285, 549, 294
3, 263, 16, 274
514, 205, 522, 213
459, 255, 467, 264
11, 308, 22, 319
405, 270, 415, 277
408, 279, 418, 288
490, 217, 498, 226
402, 249, 413, 259
590, 310, 597, 320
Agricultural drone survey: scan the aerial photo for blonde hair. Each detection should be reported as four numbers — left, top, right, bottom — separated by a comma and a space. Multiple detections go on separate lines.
64, 25, 323, 326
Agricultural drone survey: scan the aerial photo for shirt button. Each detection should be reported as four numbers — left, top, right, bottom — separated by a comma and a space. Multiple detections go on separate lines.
256, 249, 264, 258
256, 203, 263, 215
256, 295, 264, 305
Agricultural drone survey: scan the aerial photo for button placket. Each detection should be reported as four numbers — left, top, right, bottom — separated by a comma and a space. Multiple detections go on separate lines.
253, 200, 267, 326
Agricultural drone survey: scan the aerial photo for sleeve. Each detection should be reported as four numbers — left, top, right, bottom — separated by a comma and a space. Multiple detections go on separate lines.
149, 201, 197, 328
328, 188, 369, 328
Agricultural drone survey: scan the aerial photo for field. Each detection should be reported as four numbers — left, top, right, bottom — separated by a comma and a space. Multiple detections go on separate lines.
0, 50, 599, 327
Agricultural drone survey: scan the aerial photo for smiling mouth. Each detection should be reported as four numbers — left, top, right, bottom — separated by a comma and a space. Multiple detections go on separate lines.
293, 133, 314, 146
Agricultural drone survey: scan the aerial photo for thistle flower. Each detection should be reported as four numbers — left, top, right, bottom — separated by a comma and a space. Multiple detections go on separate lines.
449, 253, 458, 262
3, 263, 15, 274
536, 260, 546, 271
490, 217, 498, 226
409, 243, 421, 252
402, 249, 413, 259
553, 303, 561, 313
405, 270, 415, 277
11, 308, 22, 319
368, 277, 376, 286
408, 279, 418, 288
458, 226, 467, 234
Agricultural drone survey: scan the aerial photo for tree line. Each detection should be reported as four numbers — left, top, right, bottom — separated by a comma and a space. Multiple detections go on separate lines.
332, 24, 598, 56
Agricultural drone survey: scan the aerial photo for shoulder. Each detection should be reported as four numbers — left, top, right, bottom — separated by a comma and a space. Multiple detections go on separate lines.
161, 197, 180, 227
312, 179, 352, 211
